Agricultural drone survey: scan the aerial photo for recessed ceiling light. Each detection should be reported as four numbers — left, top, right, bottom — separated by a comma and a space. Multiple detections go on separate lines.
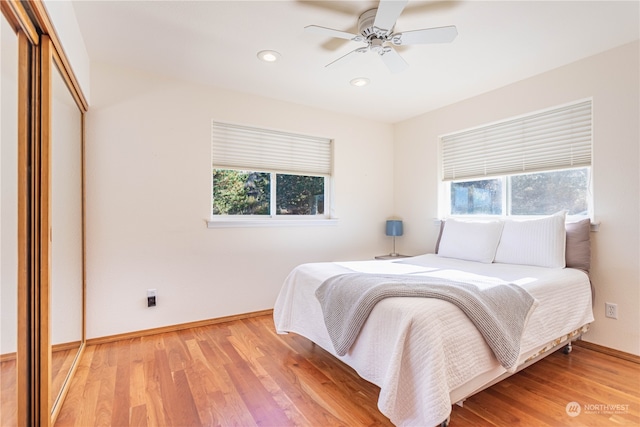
350, 77, 370, 87
257, 50, 281, 63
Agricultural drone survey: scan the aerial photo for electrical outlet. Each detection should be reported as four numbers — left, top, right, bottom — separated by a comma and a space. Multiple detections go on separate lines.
147, 289, 157, 307
605, 302, 617, 319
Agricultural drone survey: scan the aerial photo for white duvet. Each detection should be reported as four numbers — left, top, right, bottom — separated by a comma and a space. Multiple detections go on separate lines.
273, 254, 594, 427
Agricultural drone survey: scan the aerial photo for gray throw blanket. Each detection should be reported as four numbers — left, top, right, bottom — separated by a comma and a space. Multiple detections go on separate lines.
315, 273, 538, 370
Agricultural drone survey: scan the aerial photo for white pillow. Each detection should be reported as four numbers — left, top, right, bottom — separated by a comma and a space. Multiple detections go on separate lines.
437, 219, 504, 263
494, 211, 567, 268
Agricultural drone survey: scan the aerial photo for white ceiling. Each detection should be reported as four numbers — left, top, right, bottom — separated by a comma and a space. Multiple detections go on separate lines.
71, 0, 639, 123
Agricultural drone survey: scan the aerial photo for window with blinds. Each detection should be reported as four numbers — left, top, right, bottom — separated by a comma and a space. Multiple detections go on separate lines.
211, 122, 333, 219
211, 122, 332, 176
440, 100, 592, 217
441, 100, 592, 181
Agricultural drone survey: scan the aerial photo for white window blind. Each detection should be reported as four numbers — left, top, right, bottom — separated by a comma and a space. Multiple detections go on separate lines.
211, 121, 332, 175
441, 100, 592, 181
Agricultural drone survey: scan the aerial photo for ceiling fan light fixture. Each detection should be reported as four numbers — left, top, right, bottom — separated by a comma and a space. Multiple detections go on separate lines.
304, 0, 457, 73
257, 50, 281, 63
350, 77, 370, 87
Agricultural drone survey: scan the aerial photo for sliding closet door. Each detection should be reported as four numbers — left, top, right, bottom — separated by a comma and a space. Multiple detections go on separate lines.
1, 3, 36, 425
1, 2, 87, 425
0, 11, 20, 427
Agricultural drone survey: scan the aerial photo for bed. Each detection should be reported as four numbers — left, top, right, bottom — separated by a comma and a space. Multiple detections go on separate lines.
273, 213, 594, 426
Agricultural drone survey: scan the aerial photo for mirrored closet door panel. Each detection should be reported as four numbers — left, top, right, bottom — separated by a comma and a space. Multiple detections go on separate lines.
1, 3, 87, 425
48, 52, 84, 414
0, 10, 20, 427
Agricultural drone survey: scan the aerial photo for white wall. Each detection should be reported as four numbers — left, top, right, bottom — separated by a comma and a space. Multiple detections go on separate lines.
85, 62, 395, 339
394, 41, 640, 356
43, 0, 91, 103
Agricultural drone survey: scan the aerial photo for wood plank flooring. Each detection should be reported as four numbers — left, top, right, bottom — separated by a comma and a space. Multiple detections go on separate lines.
55, 314, 640, 427
0, 358, 16, 427
1, 346, 80, 427
52, 345, 83, 408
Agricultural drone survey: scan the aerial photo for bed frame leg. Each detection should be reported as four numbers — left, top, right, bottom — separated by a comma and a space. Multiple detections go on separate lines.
563, 341, 573, 354
438, 416, 450, 427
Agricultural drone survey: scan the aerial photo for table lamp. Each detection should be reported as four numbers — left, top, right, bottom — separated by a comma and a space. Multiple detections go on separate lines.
385, 220, 403, 257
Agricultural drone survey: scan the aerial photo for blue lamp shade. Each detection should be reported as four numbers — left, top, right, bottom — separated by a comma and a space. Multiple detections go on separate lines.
385, 220, 403, 237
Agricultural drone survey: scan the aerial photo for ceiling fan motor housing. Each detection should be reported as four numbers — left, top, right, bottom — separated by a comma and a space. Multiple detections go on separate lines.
358, 8, 392, 39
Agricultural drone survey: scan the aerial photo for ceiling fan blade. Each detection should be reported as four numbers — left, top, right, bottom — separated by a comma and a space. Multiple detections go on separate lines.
392, 25, 458, 45
326, 47, 368, 68
373, 0, 409, 32
380, 47, 409, 73
305, 25, 364, 42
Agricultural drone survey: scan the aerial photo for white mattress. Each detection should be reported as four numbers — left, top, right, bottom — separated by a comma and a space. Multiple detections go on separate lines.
273, 254, 594, 426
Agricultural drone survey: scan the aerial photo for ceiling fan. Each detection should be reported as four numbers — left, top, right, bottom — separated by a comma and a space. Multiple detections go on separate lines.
305, 0, 457, 73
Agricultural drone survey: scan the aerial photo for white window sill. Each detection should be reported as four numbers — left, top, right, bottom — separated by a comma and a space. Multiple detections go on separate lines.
206, 217, 339, 228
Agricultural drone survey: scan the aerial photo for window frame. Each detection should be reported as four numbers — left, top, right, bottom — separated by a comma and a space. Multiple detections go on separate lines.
208, 122, 336, 228
209, 169, 335, 227
438, 100, 594, 222
440, 166, 593, 221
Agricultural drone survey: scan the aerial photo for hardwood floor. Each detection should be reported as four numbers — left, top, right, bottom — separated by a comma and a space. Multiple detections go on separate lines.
0, 357, 16, 427
55, 314, 639, 427
52, 344, 83, 408
0, 346, 80, 427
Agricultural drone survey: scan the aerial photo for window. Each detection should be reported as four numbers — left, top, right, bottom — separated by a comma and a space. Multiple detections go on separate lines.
210, 122, 333, 226
441, 100, 592, 218
212, 170, 325, 216
449, 167, 590, 216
